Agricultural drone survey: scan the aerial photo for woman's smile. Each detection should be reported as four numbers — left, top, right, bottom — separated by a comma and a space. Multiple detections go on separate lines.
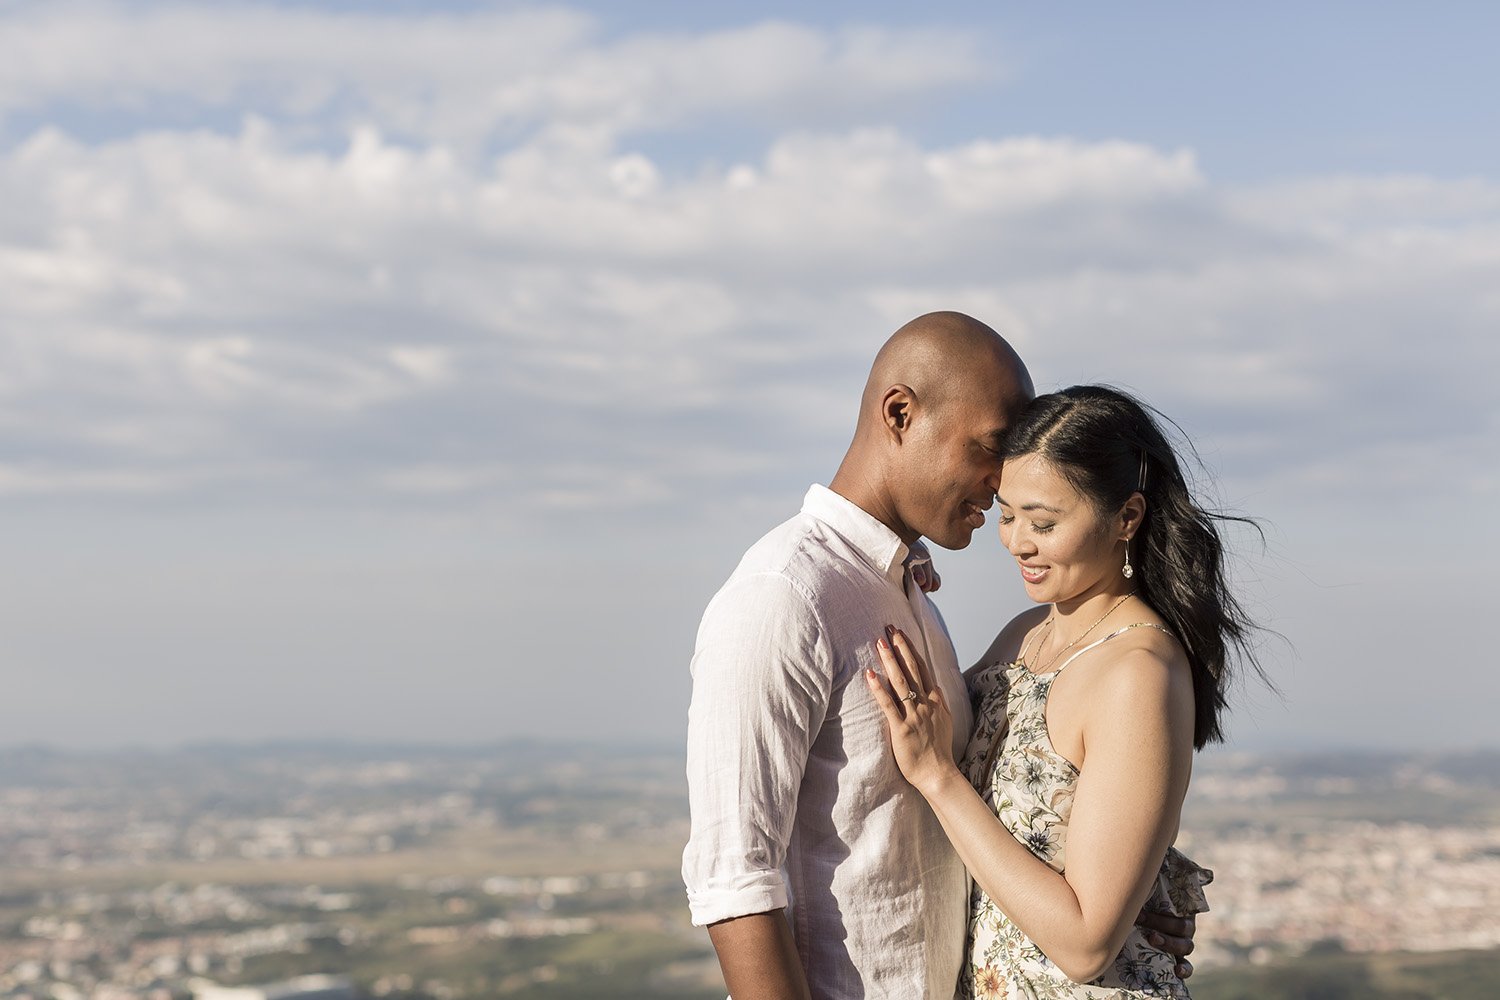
1018, 562, 1048, 584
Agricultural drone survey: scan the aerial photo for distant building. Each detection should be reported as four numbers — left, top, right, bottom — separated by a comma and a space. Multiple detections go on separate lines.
191, 975, 355, 1000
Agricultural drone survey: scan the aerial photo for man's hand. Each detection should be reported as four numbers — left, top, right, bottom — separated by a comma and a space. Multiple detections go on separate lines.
1136, 910, 1195, 979
906, 540, 941, 593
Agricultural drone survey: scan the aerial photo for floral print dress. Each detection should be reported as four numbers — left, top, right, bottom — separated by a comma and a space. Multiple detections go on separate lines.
957, 624, 1212, 999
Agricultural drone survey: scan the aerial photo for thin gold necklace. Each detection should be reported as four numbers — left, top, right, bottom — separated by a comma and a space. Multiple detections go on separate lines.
1030, 592, 1135, 673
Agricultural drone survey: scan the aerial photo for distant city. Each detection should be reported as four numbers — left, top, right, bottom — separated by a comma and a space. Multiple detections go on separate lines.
4, 743, 1498, 999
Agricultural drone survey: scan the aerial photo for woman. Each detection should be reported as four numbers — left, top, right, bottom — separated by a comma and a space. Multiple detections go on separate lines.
865, 385, 1258, 998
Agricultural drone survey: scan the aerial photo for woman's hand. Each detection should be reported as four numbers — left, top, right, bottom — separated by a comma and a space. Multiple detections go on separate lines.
865, 627, 960, 796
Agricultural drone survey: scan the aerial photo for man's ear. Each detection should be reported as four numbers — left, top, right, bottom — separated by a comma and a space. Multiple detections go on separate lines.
882, 385, 916, 440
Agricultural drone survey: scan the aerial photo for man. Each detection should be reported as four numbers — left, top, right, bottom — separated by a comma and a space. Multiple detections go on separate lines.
683, 313, 1191, 998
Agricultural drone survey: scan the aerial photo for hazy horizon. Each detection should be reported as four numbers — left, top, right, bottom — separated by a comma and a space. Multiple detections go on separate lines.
6, 736, 1500, 757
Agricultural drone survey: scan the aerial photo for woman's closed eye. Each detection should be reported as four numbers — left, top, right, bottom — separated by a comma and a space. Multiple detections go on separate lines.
997, 511, 1054, 533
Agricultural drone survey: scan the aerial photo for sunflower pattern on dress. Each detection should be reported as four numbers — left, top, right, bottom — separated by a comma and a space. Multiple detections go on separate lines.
956, 646, 1212, 1000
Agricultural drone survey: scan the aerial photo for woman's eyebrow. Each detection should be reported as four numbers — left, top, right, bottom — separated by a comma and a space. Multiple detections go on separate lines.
995, 495, 1064, 514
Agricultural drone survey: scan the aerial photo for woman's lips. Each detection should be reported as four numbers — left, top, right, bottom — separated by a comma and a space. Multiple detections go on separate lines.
1019, 563, 1047, 584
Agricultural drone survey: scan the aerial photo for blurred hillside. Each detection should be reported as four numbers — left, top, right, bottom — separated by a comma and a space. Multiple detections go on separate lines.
4, 743, 1497, 999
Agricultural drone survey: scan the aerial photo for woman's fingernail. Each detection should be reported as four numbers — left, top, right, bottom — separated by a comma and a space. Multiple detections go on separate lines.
877, 637, 889, 650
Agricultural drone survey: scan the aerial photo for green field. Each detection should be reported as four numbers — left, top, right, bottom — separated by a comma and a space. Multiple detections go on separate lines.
1192, 946, 1500, 999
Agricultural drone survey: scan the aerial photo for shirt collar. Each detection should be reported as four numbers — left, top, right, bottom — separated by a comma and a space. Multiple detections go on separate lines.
802, 484, 910, 585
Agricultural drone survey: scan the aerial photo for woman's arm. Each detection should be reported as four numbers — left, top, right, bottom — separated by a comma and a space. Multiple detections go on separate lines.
868, 630, 1194, 983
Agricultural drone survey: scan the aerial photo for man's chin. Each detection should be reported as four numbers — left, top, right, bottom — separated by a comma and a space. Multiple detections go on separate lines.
927, 528, 975, 551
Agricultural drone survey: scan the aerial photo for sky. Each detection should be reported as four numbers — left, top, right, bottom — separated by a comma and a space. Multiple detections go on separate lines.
2, 1, 1496, 752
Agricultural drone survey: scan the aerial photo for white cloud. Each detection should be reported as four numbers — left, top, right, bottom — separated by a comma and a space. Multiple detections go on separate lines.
4, 109, 1497, 512
0, 4, 1494, 521
1227, 174, 1500, 232
0, 3, 991, 148
387, 346, 452, 385
927, 137, 1203, 211
374, 461, 508, 497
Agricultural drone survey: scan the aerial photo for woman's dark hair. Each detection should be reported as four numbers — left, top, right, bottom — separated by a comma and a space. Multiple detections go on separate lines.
1002, 384, 1263, 749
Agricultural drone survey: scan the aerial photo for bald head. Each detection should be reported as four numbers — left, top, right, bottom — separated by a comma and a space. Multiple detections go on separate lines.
832, 311, 1034, 548
857, 311, 1033, 437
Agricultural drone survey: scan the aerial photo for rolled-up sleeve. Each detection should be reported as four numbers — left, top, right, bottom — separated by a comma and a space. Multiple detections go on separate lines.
682, 571, 833, 926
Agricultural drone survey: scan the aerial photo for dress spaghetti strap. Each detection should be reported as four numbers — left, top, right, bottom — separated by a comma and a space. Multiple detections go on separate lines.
1017, 618, 1048, 665
1053, 622, 1173, 675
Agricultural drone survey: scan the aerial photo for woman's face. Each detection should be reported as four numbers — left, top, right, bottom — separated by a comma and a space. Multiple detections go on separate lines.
996, 452, 1125, 606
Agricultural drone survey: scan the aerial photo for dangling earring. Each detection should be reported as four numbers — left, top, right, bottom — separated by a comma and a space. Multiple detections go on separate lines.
1122, 539, 1134, 579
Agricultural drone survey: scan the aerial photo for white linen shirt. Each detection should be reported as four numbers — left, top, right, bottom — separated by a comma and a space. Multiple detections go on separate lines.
683, 484, 974, 999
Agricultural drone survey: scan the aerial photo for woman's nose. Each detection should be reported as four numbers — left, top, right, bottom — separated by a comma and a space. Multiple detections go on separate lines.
1005, 527, 1035, 556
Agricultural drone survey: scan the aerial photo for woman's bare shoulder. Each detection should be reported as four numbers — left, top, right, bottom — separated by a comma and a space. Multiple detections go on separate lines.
1076, 627, 1196, 730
